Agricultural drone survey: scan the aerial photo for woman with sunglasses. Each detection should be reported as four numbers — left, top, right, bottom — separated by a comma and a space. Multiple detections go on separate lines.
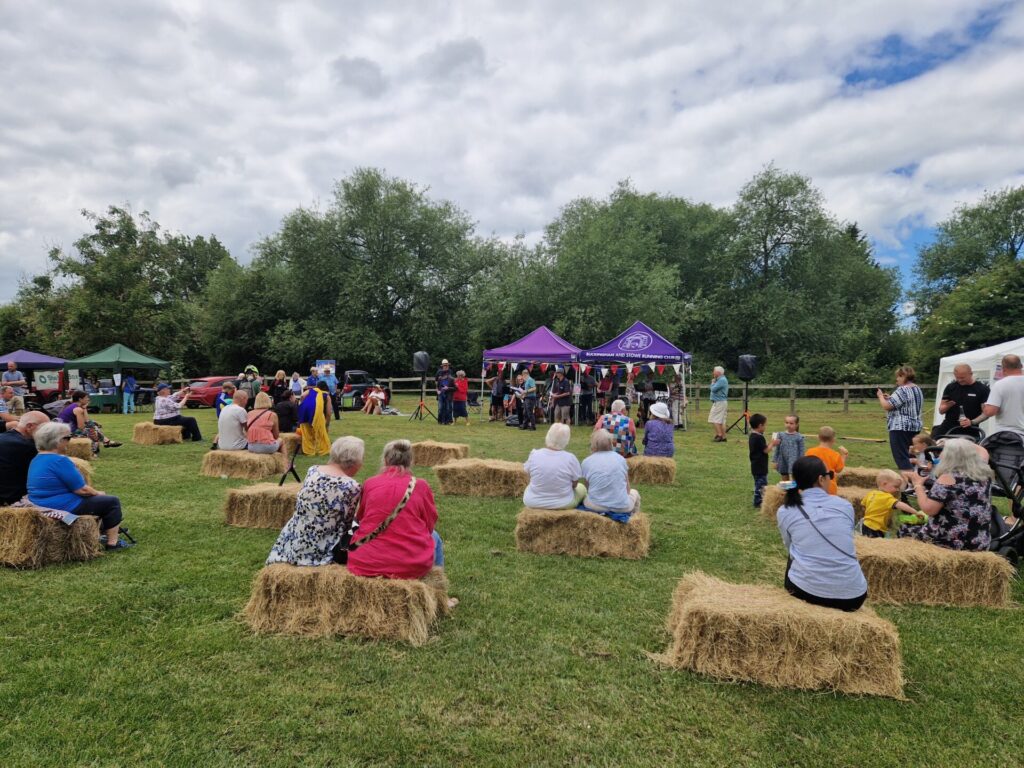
776, 455, 867, 611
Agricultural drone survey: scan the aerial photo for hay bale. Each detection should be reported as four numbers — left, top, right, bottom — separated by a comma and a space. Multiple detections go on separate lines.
132, 422, 184, 445
856, 537, 1014, 607
412, 440, 469, 467
435, 458, 528, 497
241, 563, 450, 645
840, 467, 884, 490
68, 457, 93, 486
515, 508, 651, 559
761, 485, 868, 523
200, 450, 287, 480
0, 507, 103, 569
279, 432, 302, 456
225, 483, 300, 529
67, 438, 93, 461
627, 455, 676, 485
657, 570, 904, 698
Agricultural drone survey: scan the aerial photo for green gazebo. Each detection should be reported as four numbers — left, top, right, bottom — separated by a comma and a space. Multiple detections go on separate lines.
64, 343, 170, 413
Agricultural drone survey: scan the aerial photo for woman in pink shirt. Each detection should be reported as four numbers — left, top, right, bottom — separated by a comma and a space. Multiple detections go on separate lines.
347, 440, 455, 606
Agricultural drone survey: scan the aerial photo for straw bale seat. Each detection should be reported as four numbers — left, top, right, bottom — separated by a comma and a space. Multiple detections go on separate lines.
241, 563, 450, 645
68, 457, 93, 486
839, 467, 884, 490
279, 432, 302, 456
412, 440, 469, 467
225, 483, 300, 529
656, 571, 904, 698
761, 485, 869, 523
200, 450, 287, 480
856, 536, 1014, 607
627, 455, 676, 485
435, 458, 528, 497
132, 422, 184, 445
515, 508, 651, 559
0, 506, 103, 569
67, 438, 93, 460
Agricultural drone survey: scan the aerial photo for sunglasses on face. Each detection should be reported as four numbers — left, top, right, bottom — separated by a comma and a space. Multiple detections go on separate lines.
822, 471, 835, 479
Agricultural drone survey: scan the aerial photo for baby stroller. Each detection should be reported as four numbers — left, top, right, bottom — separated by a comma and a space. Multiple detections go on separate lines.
979, 431, 1024, 567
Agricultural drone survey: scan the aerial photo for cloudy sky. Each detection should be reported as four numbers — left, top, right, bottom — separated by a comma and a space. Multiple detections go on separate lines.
2, 0, 1023, 302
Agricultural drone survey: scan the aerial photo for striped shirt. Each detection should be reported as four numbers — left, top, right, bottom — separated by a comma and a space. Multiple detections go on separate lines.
885, 384, 923, 432
154, 394, 185, 421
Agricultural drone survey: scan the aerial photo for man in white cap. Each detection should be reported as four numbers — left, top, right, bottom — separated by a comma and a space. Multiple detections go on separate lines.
435, 359, 453, 424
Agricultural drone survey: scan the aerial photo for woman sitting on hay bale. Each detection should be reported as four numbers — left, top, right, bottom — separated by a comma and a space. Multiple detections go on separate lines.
778, 456, 866, 611
642, 402, 675, 458
899, 438, 993, 551
27, 422, 133, 550
246, 393, 287, 456
267, 436, 365, 566
273, 390, 299, 434
593, 399, 637, 457
522, 424, 586, 509
56, 390, 122, 455
347, 440, 458, 609
580, 430, 641, 521
153, 382, 203, 442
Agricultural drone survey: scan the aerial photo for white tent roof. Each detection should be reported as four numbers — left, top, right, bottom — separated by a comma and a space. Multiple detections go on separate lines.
932, 336, 1024, 428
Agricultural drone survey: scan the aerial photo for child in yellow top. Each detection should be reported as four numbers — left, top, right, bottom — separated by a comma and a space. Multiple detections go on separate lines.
804, 426, 848, 495
861, 469, 925, 538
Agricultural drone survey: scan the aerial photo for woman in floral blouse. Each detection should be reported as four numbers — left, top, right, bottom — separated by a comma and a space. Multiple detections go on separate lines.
266, 436, 365, 567
900, 438, 993, 551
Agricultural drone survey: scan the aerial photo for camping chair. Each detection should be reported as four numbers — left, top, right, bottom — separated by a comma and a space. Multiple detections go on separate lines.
467, 390, 482, 416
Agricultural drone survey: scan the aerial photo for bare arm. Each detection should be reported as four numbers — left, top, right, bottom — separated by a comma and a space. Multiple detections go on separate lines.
937, 397, 957, 415
876, 389, 893, 411
74, 484, 101, 497
911, 473, 951, 517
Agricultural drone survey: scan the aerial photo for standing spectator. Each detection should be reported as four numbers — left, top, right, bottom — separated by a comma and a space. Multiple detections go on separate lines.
579, 368, 596, 424
485, 370, 504, 422
804, 426, 847, 494
520, 368, 538, 431
0, 411, 49, 504
670, 373, 688, 428
932, 363, 989, 439
2, 361, 27, 415
274, 390, 299, 433
549, 368, 572, 425
216, 391, 250, 451
972, 354, 1024, 436
122, 372, 138, 415
318, 366, 341, 421
597, 372, 613, 415
290, 372, 304, 397
452, 370, 470, 425
748, 413, 778, 508
306, 366, 319, 389
642, 402, 675, 457
436, 363, 454, 425
237, 365, 262, 410
708, 366, 729, 442
298, 383, 331, 456
876, 365, 924, 481
269, 370, 290, 403
772, 415, 805, 482
624, 369, 637, 414
153, 382, 203, 442
215, 381, 236, 418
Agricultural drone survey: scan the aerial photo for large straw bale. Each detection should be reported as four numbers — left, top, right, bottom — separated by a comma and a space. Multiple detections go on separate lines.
132, 422, 184, 445
515, 508, 651, 559
241, 563, 450, 645
67, 438, 93, 460
627, 456, 676, 485
657, 570, 904, 698
412, 440, 469, 467
435, 458, 528, 497
279, 432, 302, 456
200, 450, 286, 480
856, 536, 1014, 607
840, 467, 884, 490
0, 507, 102, 569
225, 483, 300, 529
760, 486, 869, 523
68, 457, 93, 486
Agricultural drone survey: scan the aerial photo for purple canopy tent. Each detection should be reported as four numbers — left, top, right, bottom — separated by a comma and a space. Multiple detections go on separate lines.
580, 322, 691, 428
481, 326, 581, 417
0, 349, 66, 369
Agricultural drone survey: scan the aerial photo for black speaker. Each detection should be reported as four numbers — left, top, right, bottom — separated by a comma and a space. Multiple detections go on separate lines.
413, 351, 431, 374
738, 354, 758, 382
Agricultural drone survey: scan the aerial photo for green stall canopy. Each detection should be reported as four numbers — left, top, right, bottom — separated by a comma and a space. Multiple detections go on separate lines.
64, 343, 169, 371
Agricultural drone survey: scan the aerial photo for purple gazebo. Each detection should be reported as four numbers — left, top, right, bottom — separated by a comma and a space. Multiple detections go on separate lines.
0, 349, 67, 369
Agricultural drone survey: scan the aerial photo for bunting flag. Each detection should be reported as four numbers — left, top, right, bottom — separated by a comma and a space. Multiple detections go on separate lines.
540, 362, 548, 374
572, 362, 580, 372
672, 363, 681, 374
583, 365, 590, 374
625, 363, 634, 374
648, 363, 657, 373
657, 364, 665, 375
610, 365, 619, 375
498, 361, 506, 372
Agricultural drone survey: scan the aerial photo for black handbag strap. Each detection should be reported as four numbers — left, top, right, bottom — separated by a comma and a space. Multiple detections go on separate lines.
348, 476, 417, 551
788, 503, 858, 561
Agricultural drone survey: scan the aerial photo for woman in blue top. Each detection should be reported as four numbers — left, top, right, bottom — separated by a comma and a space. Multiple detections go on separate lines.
777, 456, 867, 611
642, 401, 675, 457
27, 422, 132, 550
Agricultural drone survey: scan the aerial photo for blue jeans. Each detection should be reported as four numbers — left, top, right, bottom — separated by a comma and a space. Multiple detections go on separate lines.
522, 395, 537, 428
438, 395, 453, 424
123, 392, 135, 414
753, 475, 768, 507
432, 531, 444, 566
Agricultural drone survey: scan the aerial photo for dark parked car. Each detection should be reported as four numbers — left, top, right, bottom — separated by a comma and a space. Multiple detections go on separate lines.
342, 370, 391, 410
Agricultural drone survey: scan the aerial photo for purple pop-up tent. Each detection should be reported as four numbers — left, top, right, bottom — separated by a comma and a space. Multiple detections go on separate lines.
579, 321, 689, 363
482, 326, 580, 363
0, 349, 67, 369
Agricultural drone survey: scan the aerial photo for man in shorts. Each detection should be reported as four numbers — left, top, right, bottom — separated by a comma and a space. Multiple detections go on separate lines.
708, 365, 729, 442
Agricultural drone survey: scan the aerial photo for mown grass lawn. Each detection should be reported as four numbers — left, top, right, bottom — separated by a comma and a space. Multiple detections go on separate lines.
1, 397, 1021, 767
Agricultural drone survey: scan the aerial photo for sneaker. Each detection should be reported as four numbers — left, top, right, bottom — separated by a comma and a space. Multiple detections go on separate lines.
105, 539, 135, 551
104, 441, 123, 448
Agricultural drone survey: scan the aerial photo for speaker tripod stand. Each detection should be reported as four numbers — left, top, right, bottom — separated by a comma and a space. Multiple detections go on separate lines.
726, 381, 751, 435
409, 375, 437, 422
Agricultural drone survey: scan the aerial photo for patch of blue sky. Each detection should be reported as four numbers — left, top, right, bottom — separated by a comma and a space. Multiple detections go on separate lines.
842, 5, 1005, 90
872, 222, 936, 291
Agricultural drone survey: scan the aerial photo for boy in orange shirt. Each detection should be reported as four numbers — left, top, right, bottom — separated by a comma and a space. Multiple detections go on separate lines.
804, 426, 848, 494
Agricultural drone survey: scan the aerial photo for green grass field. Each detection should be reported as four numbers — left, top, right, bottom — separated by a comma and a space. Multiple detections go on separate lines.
1, 398, 1021, 767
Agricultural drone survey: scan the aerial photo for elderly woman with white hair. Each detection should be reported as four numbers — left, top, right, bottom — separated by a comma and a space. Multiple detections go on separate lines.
899, 438, 993, 551
267, 436, 365, 566
709, 365, 729, 442
523, 423, 585, 509
593, 398, 637, 457
27, 422, 132, 550
581, 429, 641, 520
642, 401, 675, 457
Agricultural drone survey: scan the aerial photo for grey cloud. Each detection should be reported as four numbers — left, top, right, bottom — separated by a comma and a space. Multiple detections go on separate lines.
155, 154, 198, 188
332, 56, 387, 97
417, 38, 487, 82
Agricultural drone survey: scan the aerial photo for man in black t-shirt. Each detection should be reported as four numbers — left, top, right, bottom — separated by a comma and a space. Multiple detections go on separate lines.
933, 364, 990, 439
0, 412, 48, 504
550, 369, 572, 424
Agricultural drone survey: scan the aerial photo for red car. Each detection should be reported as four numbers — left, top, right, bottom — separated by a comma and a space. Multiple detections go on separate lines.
184, 376, 270, 408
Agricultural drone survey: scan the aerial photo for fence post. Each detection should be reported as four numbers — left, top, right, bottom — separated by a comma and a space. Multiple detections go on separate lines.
695, 385, 701, 413
789, 385, 796, 414
842, 383, 849, 414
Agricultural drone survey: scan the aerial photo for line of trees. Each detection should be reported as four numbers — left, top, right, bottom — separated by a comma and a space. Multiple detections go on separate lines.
2, 167, 1020, 383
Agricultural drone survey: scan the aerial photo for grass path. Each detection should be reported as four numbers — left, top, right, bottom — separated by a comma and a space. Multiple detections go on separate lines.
0, 399, 1020, 767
